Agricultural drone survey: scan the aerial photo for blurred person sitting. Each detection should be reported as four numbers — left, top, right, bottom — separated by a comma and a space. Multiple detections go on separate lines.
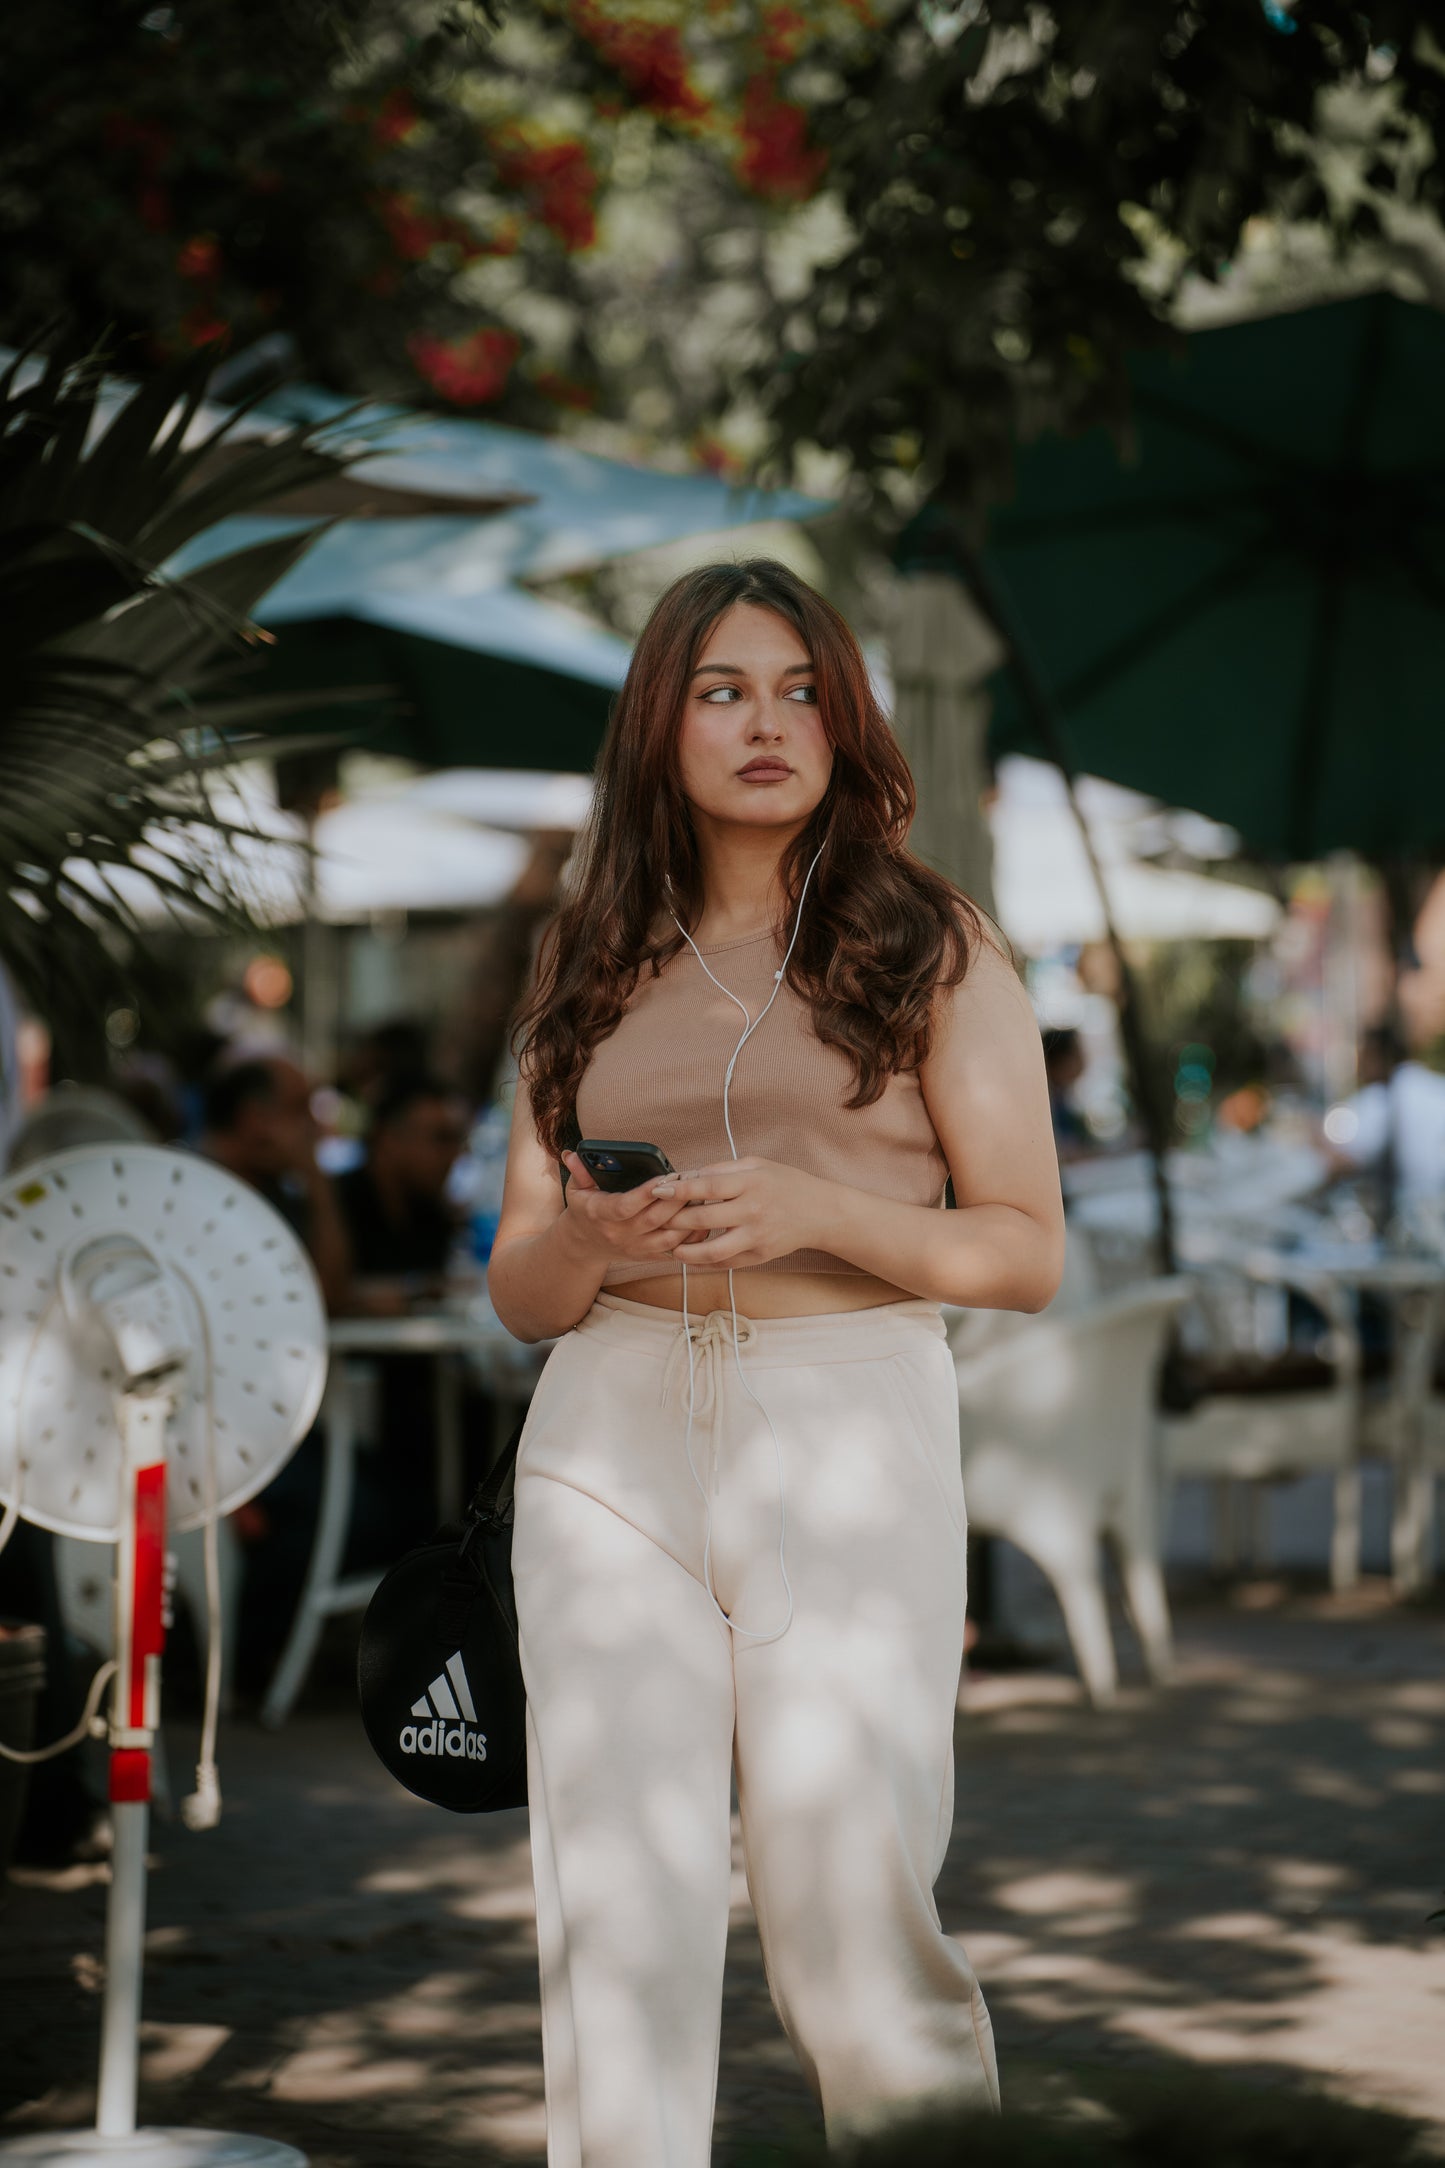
201, 1058, 381, 1697
335, 1072, 493, 1571
335, 1072, 468, 1314
323, 1017, 437, 1176
1324, 1022, 1445, 1221
224, 1071, 476, 1701
200, 1056, 350, 1311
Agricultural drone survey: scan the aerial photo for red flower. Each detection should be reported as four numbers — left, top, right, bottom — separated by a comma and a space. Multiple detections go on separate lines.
177, 234, 221, 282
570, 2, 708, 123
378, 193, 489, 264
736, 75, 826, 200
379, 192, 447, 261
180, 306, 228, 349
492, 134, 598, 253
533, 369, 597, 413
373, 88, 419, 149
757, 4, 809, 65
408, 328, 521, 407
692, 432, 739, 477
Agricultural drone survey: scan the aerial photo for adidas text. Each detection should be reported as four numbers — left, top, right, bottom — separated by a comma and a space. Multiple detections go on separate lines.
401, 1651, 487, 1761
400, 1718, 488, 1761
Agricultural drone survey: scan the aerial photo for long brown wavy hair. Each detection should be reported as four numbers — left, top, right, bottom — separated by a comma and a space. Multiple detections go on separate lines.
511, 558, 1004, 1158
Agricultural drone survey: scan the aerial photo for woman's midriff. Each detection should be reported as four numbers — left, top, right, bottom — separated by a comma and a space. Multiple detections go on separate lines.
608, 1268, 914, 1318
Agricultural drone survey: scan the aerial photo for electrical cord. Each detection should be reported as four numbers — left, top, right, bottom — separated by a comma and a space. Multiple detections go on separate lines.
0, 1657, 117, 1764
178, 1279, 223, 1830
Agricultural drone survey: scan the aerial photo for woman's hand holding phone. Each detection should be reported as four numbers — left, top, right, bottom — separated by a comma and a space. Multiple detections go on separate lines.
559, 1150, 694, 1266
644, 1155, 830, 1271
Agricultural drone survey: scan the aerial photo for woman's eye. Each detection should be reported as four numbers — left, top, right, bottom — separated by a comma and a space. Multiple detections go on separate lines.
786, 683, 818, 703
699, 684, 740, 703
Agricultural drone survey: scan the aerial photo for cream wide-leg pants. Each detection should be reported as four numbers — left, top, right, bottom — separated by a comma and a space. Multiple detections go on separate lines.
512, 1288, 999, 2168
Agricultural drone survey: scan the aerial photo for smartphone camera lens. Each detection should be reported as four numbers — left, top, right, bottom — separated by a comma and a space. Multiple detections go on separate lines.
597, 1153, 619, 1171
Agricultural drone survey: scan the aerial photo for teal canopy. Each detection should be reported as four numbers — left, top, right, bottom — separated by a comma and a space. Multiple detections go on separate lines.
973, 294, 1445, 861
170, 392, 825, 772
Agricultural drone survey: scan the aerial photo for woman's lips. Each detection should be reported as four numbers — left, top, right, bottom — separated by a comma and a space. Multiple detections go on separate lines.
738, 763, 791, 782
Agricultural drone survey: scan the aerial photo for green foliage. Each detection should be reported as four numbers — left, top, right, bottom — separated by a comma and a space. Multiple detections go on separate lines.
0, 2, 508, 397
751, 2, 1445, 509
0, 342, 363, 1070
1128, 937, 1274, 1137
0, 1, 868, 444
6, 3, 1440, 498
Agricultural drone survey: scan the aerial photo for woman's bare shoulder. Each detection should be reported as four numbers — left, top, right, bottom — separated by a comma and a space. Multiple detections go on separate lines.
937, 909, 1031, 1029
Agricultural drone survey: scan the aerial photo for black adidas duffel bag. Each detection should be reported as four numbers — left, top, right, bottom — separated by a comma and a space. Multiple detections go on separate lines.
356, 1420, 527, 1813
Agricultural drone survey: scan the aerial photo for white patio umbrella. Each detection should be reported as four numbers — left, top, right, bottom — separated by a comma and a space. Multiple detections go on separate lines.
990, 757, 1281, 951
61, 769, 531, 929
404, 767, 594, 831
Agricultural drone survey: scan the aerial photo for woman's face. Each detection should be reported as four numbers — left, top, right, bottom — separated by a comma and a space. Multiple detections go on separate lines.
675, 601, 833, 835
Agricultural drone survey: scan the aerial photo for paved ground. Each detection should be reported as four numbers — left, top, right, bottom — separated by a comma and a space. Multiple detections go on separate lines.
4, 1577, 1445, 2165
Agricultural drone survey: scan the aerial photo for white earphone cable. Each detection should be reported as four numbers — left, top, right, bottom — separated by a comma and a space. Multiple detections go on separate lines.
669, 841, 825, 1646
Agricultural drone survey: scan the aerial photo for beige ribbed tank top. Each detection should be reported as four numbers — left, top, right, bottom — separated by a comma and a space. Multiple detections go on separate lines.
574, 925, 950, 1285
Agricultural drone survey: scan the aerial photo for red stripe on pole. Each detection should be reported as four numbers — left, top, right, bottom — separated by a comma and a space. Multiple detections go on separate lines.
109, 1749, 151, 1803
129, 1461, 166, 1730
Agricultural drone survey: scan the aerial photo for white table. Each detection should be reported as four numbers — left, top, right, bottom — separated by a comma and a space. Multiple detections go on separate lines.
1241, 1242, 1445, 1592
259, 1300, 553, 1728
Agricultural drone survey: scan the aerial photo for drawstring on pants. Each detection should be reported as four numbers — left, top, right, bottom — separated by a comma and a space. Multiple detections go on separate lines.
670, 1288, 792, 1643
659, 1308, 757, 1418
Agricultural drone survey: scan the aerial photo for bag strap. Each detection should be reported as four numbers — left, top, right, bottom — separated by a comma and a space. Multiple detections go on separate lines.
466, 1415, 526, 1526
441, 1416, 526, 1640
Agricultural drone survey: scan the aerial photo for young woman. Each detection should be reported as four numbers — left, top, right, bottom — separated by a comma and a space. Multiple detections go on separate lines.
489, 559, 1064, 2168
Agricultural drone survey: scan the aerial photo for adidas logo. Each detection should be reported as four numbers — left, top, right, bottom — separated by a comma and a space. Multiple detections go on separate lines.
399, 1651, 488, 1762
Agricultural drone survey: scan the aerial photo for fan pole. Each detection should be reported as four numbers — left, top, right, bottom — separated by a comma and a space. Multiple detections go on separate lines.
0, 1150, 320, 2166
96, 1392, 170, 2139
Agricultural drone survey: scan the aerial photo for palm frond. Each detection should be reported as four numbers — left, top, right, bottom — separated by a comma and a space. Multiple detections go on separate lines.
0, 339, 383, 1055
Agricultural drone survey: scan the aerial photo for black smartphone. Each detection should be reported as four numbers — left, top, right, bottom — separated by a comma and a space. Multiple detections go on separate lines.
574, 1138, 677, 1192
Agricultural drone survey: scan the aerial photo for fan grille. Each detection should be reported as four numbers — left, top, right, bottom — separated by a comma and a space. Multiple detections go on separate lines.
0, 1145, 328, 1539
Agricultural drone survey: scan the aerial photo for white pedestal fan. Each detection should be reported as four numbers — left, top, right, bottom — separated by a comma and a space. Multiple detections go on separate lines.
0, 1145, 328, 2166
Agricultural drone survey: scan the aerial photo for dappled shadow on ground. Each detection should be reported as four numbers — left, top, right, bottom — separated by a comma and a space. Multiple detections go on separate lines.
950, 1584, 1445, 2135
2, 1591, 1443, 2165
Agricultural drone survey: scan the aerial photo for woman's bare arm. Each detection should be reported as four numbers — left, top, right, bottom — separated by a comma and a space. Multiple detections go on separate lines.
814, 933, 1065, 1309
486, 1072, 690, 1342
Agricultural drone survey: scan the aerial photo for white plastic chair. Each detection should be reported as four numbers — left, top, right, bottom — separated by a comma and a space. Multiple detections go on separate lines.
954, 1277, 1194, 1705
1158, 1260, 1365, 1591
1358, 1276, 1445, 1590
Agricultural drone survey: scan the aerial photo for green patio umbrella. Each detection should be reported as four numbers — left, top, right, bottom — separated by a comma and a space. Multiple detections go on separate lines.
970, 291, 1445, 863
242, 590, 626, 774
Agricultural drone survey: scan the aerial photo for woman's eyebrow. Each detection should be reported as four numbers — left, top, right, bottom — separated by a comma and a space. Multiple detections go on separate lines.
690, 659, 814, 677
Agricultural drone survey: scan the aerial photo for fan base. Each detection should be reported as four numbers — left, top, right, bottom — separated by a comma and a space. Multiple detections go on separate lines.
0, 2132, 306, 2165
